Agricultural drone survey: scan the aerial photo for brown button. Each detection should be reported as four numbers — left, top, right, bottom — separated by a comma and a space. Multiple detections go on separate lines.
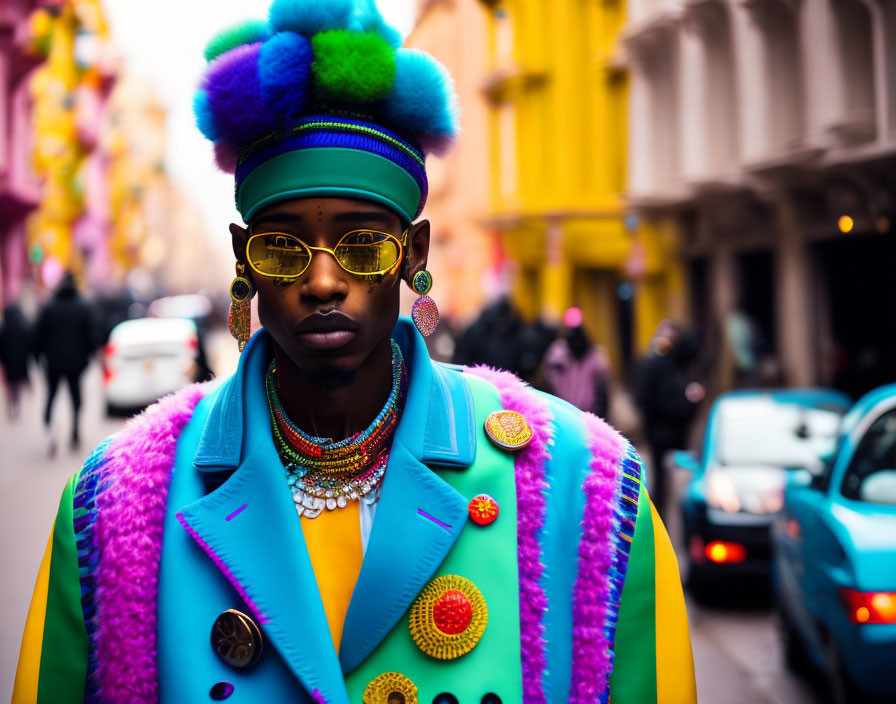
211, 609, 263, 669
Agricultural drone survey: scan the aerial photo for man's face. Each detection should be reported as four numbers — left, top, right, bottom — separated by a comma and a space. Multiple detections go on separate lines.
230, 197, 429, 376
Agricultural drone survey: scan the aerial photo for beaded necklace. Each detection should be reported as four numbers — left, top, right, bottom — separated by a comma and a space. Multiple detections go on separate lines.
266, 340, 405, 518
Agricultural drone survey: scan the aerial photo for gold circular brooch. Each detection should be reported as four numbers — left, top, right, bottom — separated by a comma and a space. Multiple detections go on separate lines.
409, 574, 488, 660
484, 410, 533, 450
363, 672, 418, 704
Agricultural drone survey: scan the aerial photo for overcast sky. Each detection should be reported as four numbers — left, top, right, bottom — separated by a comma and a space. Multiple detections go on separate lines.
102, 0, 417, 256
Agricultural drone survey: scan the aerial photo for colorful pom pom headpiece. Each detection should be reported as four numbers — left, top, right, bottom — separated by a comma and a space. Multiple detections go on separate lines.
195, 0, 459, 224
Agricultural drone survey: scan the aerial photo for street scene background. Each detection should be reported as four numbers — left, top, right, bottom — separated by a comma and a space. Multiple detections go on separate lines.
2, 0, 895, 702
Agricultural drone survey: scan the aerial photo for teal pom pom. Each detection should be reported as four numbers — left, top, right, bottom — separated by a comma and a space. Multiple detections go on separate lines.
192, 90, 220, 141
382, 49, 458, 154
270, 0, 353, 36
311, 30, 396, 104
259, 32, 313, 123
204, 19, 271, 62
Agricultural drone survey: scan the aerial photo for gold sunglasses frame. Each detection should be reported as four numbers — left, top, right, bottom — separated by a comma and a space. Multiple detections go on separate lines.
246, 228, 409, 279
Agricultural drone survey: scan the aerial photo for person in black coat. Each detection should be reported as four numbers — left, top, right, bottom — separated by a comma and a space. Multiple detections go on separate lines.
634, 321, 705, 517
32, 273, 97, 452
0, 303, 31, 418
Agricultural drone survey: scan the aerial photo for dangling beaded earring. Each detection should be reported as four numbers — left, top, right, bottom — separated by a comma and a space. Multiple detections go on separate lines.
229, 263, 253, 352
410, 269, 439, 337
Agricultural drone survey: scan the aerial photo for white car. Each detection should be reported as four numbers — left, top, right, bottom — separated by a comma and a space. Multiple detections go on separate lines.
103, 317, 199, 414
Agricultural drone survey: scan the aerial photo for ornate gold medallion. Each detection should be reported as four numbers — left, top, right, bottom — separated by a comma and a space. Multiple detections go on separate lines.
210, 608, 263, 669
408, 574, 488, 660
484, 410, 533, 450
363, 672, 419, 704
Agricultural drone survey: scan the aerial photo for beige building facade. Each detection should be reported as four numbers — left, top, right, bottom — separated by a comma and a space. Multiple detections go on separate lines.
624, 0, 896, 396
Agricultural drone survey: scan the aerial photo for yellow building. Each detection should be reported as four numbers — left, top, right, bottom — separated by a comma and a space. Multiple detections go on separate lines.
477, 0, 686, 368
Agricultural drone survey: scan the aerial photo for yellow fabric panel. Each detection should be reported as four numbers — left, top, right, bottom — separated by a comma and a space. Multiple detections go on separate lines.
12, 528, 54, 704
649, 500, 698, 704
301, 502, 364, 654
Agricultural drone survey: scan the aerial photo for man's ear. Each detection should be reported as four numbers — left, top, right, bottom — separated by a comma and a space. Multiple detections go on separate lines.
230, 223, 248, 262
404, 219, 431, 284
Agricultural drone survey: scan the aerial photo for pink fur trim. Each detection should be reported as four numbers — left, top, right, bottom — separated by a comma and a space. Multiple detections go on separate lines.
570, 413, 626, 703
94, 383, 209, 704
466, 366, 552, 704
175, 512, 269, 625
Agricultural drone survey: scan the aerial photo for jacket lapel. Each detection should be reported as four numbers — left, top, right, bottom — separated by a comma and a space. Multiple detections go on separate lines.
179, 331, 348, 704
338, 439, 469, 673
338, 321, 476, 674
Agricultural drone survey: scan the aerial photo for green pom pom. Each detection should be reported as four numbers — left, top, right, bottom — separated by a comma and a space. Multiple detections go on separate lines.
311, 30, 395, 104
204, 20, 271, 62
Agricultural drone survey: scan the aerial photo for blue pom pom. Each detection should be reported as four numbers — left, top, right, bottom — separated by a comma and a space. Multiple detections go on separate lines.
192, 90, 220, 141
269, 0, 354, 35
259, 32, 313, 124
382, 49, 458, 152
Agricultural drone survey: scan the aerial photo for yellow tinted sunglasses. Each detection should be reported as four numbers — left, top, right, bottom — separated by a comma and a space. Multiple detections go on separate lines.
246, 229, 408, 279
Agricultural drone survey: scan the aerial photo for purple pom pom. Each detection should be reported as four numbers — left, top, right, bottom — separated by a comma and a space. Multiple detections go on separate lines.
259, 32, 312, 125
202, 43, 275, 147
214, 142, 240, 173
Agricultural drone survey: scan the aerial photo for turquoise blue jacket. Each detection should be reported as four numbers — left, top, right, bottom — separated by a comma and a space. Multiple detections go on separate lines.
13, 319, 696, 704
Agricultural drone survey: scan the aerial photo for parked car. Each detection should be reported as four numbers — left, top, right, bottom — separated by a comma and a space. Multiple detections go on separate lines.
103, 317, 200, 414
676, 389, 850, 595
772, 383, 896, 703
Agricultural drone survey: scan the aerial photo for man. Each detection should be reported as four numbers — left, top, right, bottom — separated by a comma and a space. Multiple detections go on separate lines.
32, 272, 97, 453
13, 2, 697, 702
634, 321, 705, 517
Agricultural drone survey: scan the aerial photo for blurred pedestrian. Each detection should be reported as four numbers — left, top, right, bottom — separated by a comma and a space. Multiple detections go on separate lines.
634, 320, 704, 517
0, 303, 31, 419
32, 272, 97, 454
543, 307, 611, 417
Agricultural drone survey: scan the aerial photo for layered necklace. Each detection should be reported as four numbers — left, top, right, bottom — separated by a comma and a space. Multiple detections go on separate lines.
266, 340, 406, 519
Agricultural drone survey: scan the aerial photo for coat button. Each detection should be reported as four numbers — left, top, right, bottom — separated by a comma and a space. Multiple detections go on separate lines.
211, 609, 263, 669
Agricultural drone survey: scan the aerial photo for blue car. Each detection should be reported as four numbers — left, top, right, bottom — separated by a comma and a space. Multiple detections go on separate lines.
677, 389, 850, 595
773, 384, 896, 703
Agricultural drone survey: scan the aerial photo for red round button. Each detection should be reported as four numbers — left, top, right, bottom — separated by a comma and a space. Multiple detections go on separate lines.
468, 494, 499, 526
432, 589, 473, 635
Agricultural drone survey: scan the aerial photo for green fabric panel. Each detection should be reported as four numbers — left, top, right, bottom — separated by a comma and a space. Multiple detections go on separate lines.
36, 474, 88, 704
345, 373, 523, 703
608, 485, 658, 704
236, 147, 422, 223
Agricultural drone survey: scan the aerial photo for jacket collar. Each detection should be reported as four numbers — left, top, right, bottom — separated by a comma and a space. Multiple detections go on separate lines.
183, 319, 477, 693
193, 318, 476, 471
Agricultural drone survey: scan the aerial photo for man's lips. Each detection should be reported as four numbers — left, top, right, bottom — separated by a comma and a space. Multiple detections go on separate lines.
294, 312, 359, 350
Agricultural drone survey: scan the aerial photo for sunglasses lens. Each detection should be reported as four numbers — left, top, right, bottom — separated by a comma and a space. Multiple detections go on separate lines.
334, 230, 401, 274
248, 233, 311, 276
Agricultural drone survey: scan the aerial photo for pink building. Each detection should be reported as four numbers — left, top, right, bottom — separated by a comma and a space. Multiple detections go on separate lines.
0, 0, 41, 308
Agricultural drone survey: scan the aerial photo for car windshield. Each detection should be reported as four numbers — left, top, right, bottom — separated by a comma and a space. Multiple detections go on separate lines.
842, 407, 896, 505
716, 397, 845, 468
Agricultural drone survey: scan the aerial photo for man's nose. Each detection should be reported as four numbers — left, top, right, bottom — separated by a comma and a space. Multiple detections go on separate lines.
299, 248, 349, 302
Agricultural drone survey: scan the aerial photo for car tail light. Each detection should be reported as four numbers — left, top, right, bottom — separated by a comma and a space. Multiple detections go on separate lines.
186, 336, 198, 351
102, 343, 114, 384
839, 588, 896, 624
705, 540, 747, 564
